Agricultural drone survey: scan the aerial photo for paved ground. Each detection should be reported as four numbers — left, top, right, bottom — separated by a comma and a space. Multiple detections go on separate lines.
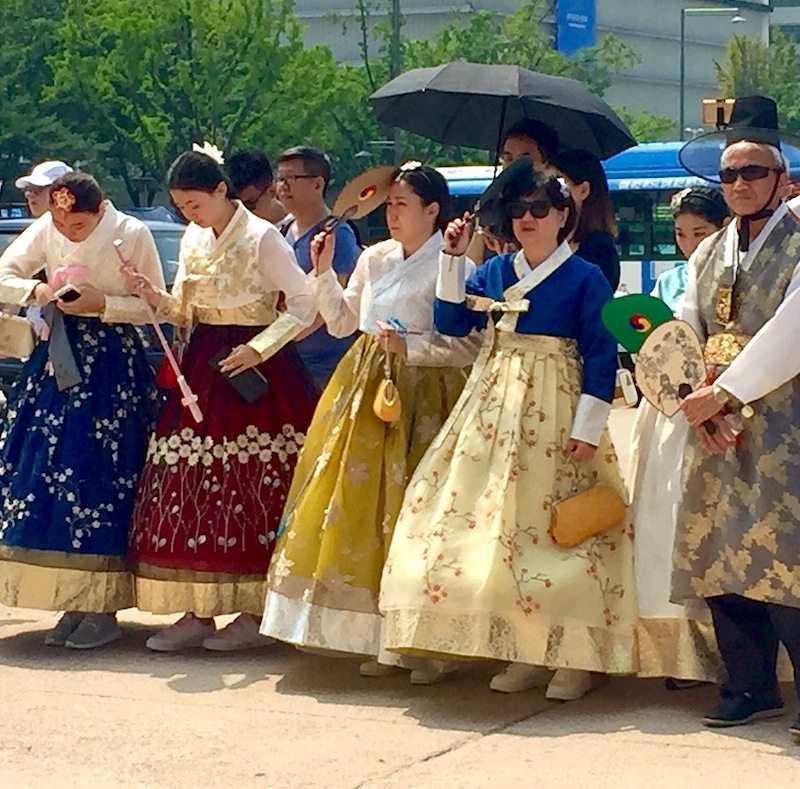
1, 407, 798, 788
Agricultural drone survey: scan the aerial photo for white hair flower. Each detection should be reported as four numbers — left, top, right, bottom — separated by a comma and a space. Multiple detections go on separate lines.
556, 177, 571, 199
193, 141, 225, 165
399, 160, 423, 172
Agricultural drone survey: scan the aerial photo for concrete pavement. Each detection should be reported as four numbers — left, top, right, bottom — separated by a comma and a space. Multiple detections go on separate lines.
1, 406, 798, 787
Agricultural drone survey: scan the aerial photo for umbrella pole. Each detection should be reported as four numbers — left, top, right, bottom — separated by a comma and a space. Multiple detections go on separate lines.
492, 97, 508, 176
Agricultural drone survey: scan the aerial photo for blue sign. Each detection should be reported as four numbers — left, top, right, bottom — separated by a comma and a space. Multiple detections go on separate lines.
556, 0, 597, 56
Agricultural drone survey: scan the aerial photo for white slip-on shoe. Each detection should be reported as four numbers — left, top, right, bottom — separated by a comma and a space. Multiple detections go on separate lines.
490, 663, 552, 693
359, 660, 403, 677
146, 613, 215, 652
545, 669, 593, 701
202, 614, 274, 652
409, 661, 457, 685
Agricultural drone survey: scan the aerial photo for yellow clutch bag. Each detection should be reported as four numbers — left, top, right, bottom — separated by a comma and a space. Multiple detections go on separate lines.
373, 378, 402, 424
0, 313, 36, 359
549, 485, 626, 548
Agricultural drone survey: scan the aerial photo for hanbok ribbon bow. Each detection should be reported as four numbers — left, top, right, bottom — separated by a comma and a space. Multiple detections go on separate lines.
41, 302, 82, 391
466, 295, 530, 313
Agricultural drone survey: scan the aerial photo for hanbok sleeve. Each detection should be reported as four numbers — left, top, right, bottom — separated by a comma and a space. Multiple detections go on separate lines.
102, 226, 166, 325
570, 267, 617, 446
679, 245, 707, 338
715, 261, 800, 405
406, 257, 482, 367
154, 252, 189, 327
434, 253, 489, 337
246, 227, 316, 361
309, 248, 369, 339
0, 218, 49, 304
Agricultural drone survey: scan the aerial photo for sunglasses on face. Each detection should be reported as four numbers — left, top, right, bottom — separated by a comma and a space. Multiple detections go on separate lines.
718, 164, 782, 184
507, 199, 552, 219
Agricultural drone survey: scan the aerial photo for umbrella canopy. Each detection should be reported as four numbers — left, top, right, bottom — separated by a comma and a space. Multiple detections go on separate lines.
369, 61, 636, 160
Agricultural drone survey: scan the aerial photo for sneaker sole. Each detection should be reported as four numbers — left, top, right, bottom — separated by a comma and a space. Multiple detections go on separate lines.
146, 637, 210, 652
64, 630, 122, 650
703, 708, 785, 728
202, 637, 275, 652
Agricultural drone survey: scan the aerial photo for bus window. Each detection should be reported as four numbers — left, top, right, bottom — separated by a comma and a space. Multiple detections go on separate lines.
613, 191, 652, 260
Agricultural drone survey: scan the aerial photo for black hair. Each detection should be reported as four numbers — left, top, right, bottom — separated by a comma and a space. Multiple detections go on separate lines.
671, 186, 729, 227
498, 170, 577, 245
226, 149, 273, 195
501, 119, 559, 163
391, 165, 451, 233
276, 146, 331, 187
49, 172, 104, 213
168, 151, 231, 194
551, 149, 618, 242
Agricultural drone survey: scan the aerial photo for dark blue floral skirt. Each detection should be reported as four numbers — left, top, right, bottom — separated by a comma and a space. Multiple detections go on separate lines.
0, 316, 157, 611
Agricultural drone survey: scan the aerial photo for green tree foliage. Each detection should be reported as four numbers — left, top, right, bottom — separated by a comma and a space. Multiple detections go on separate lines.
716, 28, 800, 134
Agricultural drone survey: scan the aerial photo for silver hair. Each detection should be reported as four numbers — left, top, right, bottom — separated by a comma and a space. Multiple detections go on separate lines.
722, 140, 790, 173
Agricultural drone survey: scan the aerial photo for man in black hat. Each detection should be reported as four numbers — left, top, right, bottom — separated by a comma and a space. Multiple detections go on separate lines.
672, 96, 800, 738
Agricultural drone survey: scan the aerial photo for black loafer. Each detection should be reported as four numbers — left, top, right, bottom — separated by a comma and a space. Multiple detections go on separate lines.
790, 714, 800, 740
703, 692, 784, 728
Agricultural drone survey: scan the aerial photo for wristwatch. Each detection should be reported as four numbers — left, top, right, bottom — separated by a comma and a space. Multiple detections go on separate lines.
712, 384, 754, 419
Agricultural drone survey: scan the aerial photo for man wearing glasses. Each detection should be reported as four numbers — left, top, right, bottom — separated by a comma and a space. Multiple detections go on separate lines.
672, 96, 800, 739
274, 146, 360, 391
15, 160, 73, 218
226, 149, 288, 226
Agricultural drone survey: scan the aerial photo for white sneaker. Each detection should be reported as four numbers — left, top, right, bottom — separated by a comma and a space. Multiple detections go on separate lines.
409, 661, 457, 685
146, 614, 215, 652
359, 660, 403, 677
202, 614, 273, 652
545, 669, 593, 701
490, 663, 552, 693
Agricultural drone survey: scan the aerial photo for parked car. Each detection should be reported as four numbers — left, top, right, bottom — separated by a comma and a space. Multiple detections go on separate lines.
0, 217, 184, 394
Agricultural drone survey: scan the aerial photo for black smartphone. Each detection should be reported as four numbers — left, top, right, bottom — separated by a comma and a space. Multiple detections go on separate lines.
55, 284, 82, 303
207, 346, 269, 404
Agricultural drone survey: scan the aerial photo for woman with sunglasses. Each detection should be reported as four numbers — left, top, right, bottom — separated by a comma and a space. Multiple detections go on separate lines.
379, 163, 637, 700
260, 164, 480, 676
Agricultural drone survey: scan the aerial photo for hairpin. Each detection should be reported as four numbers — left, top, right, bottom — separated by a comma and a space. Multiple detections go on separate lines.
193, 141, 225, 165
556, 177, 571, 199
51, 187, 76, 212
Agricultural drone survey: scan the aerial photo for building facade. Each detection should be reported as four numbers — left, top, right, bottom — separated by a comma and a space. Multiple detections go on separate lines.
294, 0, 772, 136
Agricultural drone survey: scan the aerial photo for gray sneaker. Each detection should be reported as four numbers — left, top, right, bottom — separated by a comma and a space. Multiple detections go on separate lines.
64, 614, 122, 649
44, 612, 85, 647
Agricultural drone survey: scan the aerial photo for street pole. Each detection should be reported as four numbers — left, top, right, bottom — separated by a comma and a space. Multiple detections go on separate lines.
390, 0, 402, 164
679, 9, 686, 142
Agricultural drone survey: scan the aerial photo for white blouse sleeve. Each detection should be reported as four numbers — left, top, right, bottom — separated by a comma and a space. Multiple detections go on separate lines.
102, 226, 166, 325
0, 218, 50, 305
246, 227, 316, 361
309, 248, 370, 338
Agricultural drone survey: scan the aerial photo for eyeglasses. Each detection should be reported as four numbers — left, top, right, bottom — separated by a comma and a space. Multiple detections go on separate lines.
241, 184, 269, 210
718, 165, 782, 184
275, 174, 318, 185
507, 199, 552, 219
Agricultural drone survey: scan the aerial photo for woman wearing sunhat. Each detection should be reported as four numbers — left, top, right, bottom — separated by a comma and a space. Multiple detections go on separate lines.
379, 160, 637, 700
673, 95, 800, 738
260, 164, 479, 677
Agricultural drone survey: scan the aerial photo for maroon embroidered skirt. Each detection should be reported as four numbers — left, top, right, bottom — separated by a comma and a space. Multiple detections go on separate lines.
129, 324, 317, 616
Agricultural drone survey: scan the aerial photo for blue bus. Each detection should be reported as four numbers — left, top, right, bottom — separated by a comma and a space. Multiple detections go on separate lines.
436, 141, 800, 294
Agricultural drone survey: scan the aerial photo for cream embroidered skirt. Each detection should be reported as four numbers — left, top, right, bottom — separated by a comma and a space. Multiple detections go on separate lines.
379, 331, 638, 674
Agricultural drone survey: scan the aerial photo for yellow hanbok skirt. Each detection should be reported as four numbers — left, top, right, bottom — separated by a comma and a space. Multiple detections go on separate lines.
259, 334, 467, 655
380, 331, 639, 674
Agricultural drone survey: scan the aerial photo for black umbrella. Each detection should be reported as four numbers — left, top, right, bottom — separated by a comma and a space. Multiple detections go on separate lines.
369, 61, 636, 160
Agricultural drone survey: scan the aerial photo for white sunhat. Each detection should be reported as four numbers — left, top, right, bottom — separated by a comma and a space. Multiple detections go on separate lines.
15, 160, 74, 190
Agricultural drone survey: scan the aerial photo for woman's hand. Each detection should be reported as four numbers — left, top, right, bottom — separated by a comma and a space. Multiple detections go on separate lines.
310, 231, 335, 276
377, 325, 407, 357
56, 283, 106, 315
443, 212, 473, 256
120, 267, 162, 308
219, 344, 262, 377
565, 439, 597, 463
33, 283, 55, 307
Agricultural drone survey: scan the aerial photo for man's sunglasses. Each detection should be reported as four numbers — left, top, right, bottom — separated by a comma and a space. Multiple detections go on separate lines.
507, 199, 552, 219
718, 164, 782, 184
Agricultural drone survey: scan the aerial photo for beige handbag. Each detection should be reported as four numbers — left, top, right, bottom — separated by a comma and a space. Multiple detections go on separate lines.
373, 353, 402, 424
0, 313, 36, 359
549, 485, 626, 549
